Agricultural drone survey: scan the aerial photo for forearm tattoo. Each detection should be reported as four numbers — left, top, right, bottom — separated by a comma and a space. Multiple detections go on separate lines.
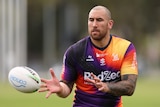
107, 74, 137, 96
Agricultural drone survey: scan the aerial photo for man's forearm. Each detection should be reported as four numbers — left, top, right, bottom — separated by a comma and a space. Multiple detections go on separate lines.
107, 74, 137, 96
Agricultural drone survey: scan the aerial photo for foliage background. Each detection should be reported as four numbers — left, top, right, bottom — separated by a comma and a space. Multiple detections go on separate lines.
26, 0, 160, 72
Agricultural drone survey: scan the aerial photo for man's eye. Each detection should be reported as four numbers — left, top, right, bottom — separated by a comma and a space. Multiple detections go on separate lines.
97, 18, 103, 22
89, 18, 94, 21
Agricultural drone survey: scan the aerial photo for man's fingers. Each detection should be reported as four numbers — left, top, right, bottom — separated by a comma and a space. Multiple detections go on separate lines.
40, 84, 47, 88
41, 78, 47, 83
85, 78, 95, 84
41, 68, 55, 83
49, 68, 56, 78
85, 73, 101, 84
91, 73, 100, 82
38, 87, 48, 92
98, 86, 104, 91
46, 92, 52, 99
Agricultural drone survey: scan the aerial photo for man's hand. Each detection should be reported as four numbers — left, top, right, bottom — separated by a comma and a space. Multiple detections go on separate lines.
85, 72, 138, 96
38, 68, 62, 98
85, 73, 110, 92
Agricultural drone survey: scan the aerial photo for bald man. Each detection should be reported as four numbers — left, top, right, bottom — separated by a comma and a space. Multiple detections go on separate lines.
39, 5, 138, 107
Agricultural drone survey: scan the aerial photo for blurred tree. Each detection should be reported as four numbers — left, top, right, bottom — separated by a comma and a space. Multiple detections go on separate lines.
27, 0, 160, 71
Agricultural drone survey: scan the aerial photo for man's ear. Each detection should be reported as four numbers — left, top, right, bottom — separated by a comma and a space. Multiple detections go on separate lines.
108, 20, 114, 29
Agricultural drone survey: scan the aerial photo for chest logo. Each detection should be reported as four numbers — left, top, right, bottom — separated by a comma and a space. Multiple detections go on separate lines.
86, 55, 94, 61
112, 53, 119, 61
100, 58, 105, 66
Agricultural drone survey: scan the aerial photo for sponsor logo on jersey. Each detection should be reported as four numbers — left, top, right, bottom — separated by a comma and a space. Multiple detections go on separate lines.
96, 53, 108, 57
84, 71, 120, 83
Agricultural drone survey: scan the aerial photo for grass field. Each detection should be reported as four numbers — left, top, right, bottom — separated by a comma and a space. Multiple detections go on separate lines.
0, 77, 160, 107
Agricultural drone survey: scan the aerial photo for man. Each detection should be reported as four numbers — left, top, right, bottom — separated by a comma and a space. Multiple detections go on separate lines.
39, 5, 138, 107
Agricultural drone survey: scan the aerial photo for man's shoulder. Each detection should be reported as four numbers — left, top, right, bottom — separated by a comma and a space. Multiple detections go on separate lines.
70, 36, 89, 50
66, 36, 89, 54
73, 36, 89, 46
112, 35, 131, 45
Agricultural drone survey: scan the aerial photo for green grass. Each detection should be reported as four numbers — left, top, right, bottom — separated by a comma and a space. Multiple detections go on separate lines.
1, 78, 160, 107
0, 83, 73, 107
123, 78, 160, 107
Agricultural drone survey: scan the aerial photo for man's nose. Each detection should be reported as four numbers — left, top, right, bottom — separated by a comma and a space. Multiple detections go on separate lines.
93, 20, 98, 27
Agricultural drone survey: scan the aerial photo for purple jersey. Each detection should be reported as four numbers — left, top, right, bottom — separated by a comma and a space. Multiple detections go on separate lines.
61, 35, 138, 107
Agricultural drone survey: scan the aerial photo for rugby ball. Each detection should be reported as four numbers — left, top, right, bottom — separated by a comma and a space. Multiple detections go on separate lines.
8, 66, 41, 93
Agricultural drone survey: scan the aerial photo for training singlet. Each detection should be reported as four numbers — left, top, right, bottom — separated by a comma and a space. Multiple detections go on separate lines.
61, 35, 138, 107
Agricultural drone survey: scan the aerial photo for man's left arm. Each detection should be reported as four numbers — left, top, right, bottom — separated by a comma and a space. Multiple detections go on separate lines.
85, 73, 138, 96
106, 74, 138, 96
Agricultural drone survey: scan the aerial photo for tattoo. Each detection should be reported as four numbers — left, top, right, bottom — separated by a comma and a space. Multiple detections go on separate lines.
107, 74, 137, 96
123, 75, 128, 80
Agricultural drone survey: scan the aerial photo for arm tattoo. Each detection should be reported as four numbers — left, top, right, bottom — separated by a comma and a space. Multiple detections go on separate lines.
107, 74, 137, 96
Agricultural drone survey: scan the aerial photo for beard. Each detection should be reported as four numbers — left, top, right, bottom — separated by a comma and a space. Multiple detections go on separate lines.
90, 30, 107, 41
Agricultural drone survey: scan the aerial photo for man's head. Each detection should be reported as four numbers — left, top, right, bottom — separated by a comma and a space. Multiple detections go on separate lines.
88, 6, 113, 41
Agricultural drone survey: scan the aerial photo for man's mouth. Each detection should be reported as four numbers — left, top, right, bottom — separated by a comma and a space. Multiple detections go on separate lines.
92, 29, 99, 32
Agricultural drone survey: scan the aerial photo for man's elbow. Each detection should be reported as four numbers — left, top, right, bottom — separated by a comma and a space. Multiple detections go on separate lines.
126, 86, 136, 96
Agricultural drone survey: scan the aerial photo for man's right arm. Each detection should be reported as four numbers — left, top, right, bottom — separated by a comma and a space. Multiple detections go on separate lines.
56, 81, 73, 98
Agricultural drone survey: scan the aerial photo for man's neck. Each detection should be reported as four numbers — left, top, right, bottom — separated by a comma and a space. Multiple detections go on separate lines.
91, 34, 111, 49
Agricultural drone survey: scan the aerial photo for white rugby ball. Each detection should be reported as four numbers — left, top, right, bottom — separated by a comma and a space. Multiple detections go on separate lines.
8, 66, 41, 93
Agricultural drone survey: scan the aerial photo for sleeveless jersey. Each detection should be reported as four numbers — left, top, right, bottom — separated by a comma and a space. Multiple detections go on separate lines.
61, 35, 138, 107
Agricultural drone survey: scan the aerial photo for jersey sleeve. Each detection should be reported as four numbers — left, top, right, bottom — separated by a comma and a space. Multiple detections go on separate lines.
121, 43, 138, 75
60, 46, 77, 82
